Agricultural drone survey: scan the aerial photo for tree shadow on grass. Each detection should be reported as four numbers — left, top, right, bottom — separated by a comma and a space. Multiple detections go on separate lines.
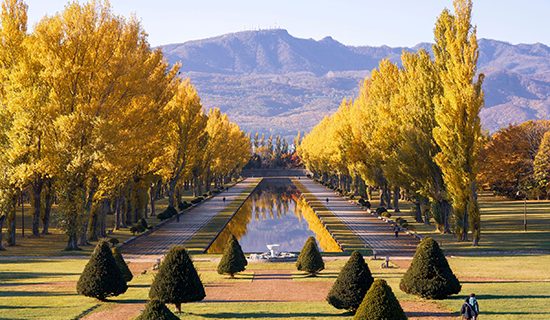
0, 305, 53, 309
195, 312, 349, 318
450, 294, 550, 300
0, 291, 74, 297
0, 272, 80, 281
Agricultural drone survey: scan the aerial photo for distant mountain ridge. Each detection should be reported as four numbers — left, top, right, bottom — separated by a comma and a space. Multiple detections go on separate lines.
159, 29, 550, 138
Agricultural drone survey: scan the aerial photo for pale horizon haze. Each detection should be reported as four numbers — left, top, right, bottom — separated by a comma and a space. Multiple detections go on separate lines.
23, 0, 550, 48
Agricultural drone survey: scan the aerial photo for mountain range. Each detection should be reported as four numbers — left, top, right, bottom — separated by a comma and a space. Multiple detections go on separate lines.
159, 29, 550, 139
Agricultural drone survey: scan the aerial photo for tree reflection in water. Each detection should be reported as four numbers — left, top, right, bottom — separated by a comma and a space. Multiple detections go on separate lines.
208, 178, 341, 253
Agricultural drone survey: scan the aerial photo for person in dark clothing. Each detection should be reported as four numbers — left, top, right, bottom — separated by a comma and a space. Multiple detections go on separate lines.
469, 293, 479, 320
176, 212, 180, 222
326, 197, 329, 204
222, 197, 226, 203
393, 224, 399, 238
461, 297, 475, 320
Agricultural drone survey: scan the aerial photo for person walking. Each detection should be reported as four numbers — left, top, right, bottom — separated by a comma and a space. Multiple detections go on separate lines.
222, 197, 226, 203
469, 293, 479, 320
393, 224, 399, 238
325, 197, 329, 204
460, 297, 475, 320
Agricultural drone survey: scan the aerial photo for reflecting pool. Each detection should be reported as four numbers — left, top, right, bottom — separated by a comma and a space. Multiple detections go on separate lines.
207, 178, 341, 253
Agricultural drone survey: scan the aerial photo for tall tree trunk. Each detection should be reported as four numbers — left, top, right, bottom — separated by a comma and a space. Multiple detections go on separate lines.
0, 215, 6, 250
167, 178, 177, 208
42, 179, 52, 235
99, 199, 108, 238
114, 196, 122, 230
413, 197, 423, 223
78, 179, 97, 246
149, 184, 156, 216
7, 194, 17, 246
392, 186, 400, 212
87, 205, 98, 242
31, 178, 44, 237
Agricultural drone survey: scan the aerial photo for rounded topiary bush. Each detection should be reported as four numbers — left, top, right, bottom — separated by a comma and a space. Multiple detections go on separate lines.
77, 241, 127, 300
217, 234, 247, 278
136, 299, 179, 320
149, 246, 205, 312
296, 236, 324, 276
400, 237, 461, 299
327, 251, 374, 312
157, 206, 178, 220
112, 247, 133, 282
354, 279, 407, 320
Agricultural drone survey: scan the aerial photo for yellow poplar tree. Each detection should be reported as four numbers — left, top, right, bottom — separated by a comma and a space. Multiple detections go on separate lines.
432, 0, 484, 244
155, 79, 207, 208
0, 0, 28, 246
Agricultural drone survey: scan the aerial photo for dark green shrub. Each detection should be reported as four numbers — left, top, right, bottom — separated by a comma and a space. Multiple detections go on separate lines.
217, 234, 248, 278
77, 241, 127, 300
107, 238, 119, 246
296, 236, 324, 276
177, 201, 191, 211
190, 197, 204, 205
130, 224, 146, 235
139, 218, 149, 229
136, 299, 179, 320
157, 206, 178, 220
149, 246, 205, 312
381, 212, 392, 218
400, 237, 461, 299
354, 279, 407, 320
327, 251, 374, 312
112, 247, 133, 282
375, 207, 388, 215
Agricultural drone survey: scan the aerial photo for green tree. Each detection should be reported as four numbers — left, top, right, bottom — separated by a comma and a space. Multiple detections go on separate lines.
149, 246, 205, 313
327, 251, 374, 312
400, 237, 461, 299
354, 279, 407, 320
296, 236, 324, 276
76, 241, 127, 300
217, 234, 247, 278
112, 247, 133, 282
432, 0, 484, 244
136, 300, 179, 320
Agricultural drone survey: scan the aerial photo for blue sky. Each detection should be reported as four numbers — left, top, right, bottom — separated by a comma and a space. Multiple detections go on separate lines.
25, 0, 550, 47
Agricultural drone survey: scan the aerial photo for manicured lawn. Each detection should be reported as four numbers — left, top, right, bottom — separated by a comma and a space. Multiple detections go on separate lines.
2, 255, 550, 319
384, 193, 550, 254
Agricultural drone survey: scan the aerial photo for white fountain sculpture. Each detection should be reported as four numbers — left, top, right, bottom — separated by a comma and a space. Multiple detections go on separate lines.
266, 244, 280, 258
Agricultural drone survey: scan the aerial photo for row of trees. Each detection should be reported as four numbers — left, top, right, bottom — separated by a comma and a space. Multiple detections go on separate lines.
245, 132, 301, 169
479, 120, 550, 199
0, 0, 250, 250
298, 0, 484, 245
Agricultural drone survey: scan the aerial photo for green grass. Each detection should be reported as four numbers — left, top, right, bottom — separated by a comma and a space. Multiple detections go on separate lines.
1, 255, 550, 319
372, 192, 550, 254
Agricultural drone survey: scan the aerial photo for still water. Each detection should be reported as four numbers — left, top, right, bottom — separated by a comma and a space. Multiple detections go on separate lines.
208, 178, 340, 253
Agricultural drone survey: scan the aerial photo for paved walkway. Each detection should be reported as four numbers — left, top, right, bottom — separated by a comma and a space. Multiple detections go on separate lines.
122, 178, 262, 259
296, 178, 419, 257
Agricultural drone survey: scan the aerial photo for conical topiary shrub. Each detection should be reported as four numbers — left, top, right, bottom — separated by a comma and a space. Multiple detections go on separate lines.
136, 299, 180, 320
327, 251, 374, 312
400, 237, 461, 299
217, 234, 247, 278
76, 241, 128, 300
296, 236, 324, 276
112, 247, 133, 282
149, 246, 205, 313
354, 279, 407, 320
